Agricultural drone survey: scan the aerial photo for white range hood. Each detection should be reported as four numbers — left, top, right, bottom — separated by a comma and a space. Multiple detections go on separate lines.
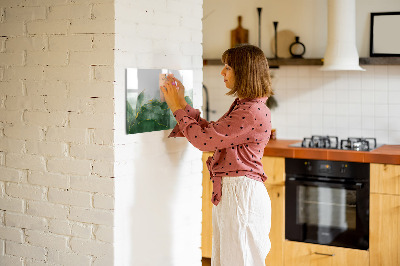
320, 0, 365, 71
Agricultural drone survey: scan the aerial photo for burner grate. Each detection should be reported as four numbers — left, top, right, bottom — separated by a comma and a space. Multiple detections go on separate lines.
340, 137, 377, 151
301, 135, 339, 149
296, 136, 378, 151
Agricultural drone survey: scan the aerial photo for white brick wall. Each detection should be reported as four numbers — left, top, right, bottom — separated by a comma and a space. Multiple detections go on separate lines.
0, 0, 115, 265
1, 0, 204, 265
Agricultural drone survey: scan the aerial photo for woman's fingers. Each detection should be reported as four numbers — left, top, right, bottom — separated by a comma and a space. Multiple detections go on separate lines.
160, 85, 167, 95
165, 80, 178, 95
174, 78, 184, 89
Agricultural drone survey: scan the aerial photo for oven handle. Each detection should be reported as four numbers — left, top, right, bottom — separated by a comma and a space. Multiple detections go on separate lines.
286, 177, 364, 189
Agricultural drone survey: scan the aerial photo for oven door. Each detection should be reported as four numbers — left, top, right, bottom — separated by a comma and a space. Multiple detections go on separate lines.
285, 177, 369, 250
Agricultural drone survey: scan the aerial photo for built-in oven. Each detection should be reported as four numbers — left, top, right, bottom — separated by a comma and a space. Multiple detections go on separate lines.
285, 158, 369, 250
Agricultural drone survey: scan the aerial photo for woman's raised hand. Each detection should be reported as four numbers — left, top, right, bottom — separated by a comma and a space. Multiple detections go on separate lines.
160, 76, 185, 113
171, 77, 187, 108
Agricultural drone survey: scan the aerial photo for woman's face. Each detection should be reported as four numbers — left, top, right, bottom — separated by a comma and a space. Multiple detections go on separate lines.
220, 64, 235, 89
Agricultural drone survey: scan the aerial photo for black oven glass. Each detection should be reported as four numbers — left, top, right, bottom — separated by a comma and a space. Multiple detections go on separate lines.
285, 158, 369, 250
298, 186, 357, 240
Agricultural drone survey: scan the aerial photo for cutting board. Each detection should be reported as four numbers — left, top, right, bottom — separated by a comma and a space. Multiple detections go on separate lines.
231, 16, 249, 48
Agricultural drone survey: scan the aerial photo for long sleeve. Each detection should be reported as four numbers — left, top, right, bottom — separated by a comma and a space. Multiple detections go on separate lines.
172, 105, 257, 152
168, 104, 211, 138
169, 97, 271, 206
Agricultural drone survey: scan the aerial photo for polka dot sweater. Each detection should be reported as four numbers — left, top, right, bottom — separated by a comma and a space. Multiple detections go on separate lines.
169, 97, 272, 206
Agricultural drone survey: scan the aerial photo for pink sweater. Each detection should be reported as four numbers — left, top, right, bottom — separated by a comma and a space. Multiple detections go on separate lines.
169, 97, 271, 205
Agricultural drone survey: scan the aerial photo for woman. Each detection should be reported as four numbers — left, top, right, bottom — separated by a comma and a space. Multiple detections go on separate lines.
161, 44, 273, 266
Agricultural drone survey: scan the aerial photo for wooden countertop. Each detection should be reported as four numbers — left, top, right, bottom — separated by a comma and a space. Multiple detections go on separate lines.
263, 139, 400, 165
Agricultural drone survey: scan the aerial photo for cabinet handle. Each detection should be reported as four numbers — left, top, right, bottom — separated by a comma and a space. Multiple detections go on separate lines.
314, 252, 335, 257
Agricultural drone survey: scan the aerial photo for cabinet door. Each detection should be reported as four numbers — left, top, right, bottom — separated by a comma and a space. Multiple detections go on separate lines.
370, 163, 400, 195
262, 156, 285, 185
202, 152, 213, 258
265, 184, 284, 266
370, 193, 400, 266
284, 241, 369, 266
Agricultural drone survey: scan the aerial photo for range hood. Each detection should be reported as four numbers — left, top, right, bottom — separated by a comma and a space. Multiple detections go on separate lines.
320, 0, 365, 71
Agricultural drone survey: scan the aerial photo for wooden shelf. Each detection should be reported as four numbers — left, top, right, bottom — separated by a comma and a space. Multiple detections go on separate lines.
268, 58, 323, 67
203, 57, 400, 67
203, 58, 323, 67
359, 57, 400, 65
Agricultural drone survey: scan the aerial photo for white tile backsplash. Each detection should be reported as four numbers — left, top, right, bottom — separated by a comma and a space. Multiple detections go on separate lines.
388, 91, 400, 104
374, 77, 388, 91
336, 115, 349, 129
388, 76, 400, 91
361, 104, 375, 117
362, 90, 375, 103
348, 90, 362, 104
375, 104, 389, 117
389, 117, 400, 131
374, 90, 388, 104
362, 116, 375, 130
203, 65, 400, 144
375, 130, 389, 144
389, 104, 400, 117
323, 103, 336, 116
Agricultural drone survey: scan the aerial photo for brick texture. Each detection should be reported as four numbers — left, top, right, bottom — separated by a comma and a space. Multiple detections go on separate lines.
0, 0, 204, 265
0, 0, 116, 262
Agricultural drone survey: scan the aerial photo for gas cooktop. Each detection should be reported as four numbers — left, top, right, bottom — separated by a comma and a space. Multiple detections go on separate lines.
289, 135, 382, 151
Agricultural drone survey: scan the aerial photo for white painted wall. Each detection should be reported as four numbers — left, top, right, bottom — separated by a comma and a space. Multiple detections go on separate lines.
113, 0, 203, 265
0, 0, 115, 265
203, 0, 400, 144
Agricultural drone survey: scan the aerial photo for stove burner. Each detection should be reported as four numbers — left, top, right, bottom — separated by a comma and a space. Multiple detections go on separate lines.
301, 135, 339, 149
340, 137, 377, 151
295, 136, 378, 151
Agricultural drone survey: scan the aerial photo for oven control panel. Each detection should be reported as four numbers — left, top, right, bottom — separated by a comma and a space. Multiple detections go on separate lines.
286, 158, 369, 180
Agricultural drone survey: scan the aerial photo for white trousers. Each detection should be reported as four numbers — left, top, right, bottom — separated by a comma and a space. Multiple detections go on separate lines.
212, 176, 271, 266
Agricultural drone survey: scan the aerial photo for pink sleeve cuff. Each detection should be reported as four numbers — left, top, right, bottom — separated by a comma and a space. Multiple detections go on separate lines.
168, 107, 191, 138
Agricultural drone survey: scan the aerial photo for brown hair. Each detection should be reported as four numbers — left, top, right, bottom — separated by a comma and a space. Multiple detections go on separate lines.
221, 44, 273, 99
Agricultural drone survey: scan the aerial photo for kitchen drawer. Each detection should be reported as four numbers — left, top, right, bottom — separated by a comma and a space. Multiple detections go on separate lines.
370, 163, 400, 196
284, 240, 369, 266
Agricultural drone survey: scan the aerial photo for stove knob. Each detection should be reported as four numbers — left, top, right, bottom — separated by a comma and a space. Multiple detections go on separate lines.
340, 164, 347, 174
305, 162, 312, 171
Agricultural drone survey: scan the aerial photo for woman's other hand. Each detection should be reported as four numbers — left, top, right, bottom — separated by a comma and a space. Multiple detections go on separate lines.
172, 77, 188, 108
160, 77, 185, 113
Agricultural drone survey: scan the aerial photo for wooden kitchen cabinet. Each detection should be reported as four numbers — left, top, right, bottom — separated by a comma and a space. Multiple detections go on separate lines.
261, 156, 285, 185
261, 156, 285, 266
370, 163, 400, 266
202, 152, 213, 258
201, 154, 286, 266
370, 193, 400, 266
370, 163, 400, 195
284, 241, 369, 266
264, 184, 285, 266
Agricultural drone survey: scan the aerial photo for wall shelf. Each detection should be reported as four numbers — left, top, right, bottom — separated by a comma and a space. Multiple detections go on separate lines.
203, 58, 323, 68
359, 57, 400, 65
203, 57, 400, 67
